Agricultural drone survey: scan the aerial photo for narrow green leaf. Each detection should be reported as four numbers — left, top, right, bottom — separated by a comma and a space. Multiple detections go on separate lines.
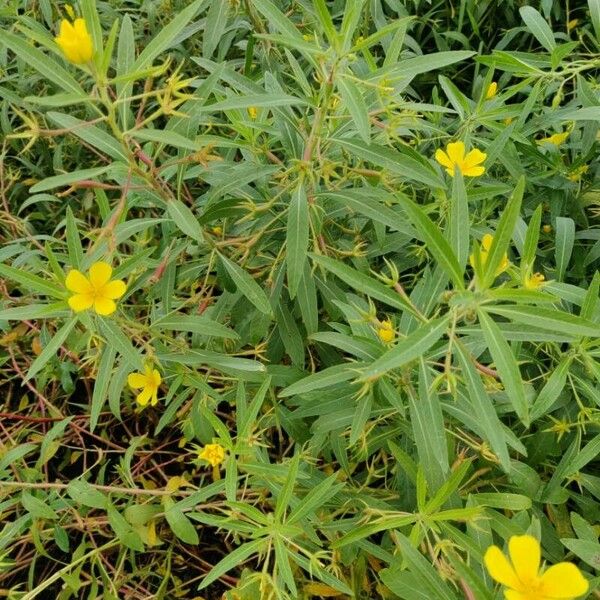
455, 341, 511, 471
199, 538, 265, 589
311, 254, 417, 314
0, 32, 84, 96
394, 195, 464, 289
520, 6, 556, 52
482, 177, 524, 288
167, 199, 204, 243
478, 310, 529, 425
26, 318, 77, 381
359, 317, 448, 381
333, 138, 443, 188
485, 305, 600, 338
554, 217, 575, 281
337, 76, 370, 143
132, 0, 206, 72
90, 345, 117, 431
286, 183, 310, 299
218, 254, 272, 315
0, 264, 64, 299
153, 314, 238, 339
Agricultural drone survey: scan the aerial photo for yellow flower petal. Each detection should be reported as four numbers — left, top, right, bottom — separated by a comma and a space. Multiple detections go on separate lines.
73, 18, 93, 62
93, 297, 117, 316
59, 19, 75, 38
435, 148, 453, 170
484, 545, 521, 590
481, 234, 494, 252
486, 82, 498, 99
102, 279, 127, 299
504, 592, 528, 600
128, 372, 147, 389
136, 387, 153, 406
508, 535, 540, 585
463, 149, 487, 169
68, 293, 94, 312
65, 269, 92, 294
151, 369, 162, 387
539, 563, 589, 598
446, 141, 466, 165
462, 165, 485, 177
89, 261, 113, 288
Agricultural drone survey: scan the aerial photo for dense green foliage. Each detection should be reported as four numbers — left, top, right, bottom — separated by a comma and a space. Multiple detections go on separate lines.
1, 0, 600, 598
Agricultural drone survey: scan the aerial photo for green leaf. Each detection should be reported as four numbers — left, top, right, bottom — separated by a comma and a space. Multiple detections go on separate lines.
47, 112, 128, 162
116, 14, 135, 129
449, 169, 469, 270
337, 76, 370, 143
21, 491, 58, 520
394, 195, 464, 289
482, 177, 524, 288
98, 319, 144, 370
27, 318, 78, 381
29, 166, 113, 193
279, 363, 365, 398
484, 305, 600, 338
132, 0, 206, 72
65, 206, 84, 270
167, 199, 204, 243
67, 479, 108, 509
203, 0, 229, 58
520, 6, 556, 52
251, 0, 305, 42
455, 341, 511, 471
90, 345, 117, 431
333, 138, 444, 188
286, 183, 310, 299
199, 538, 265, 590
408, 361, 449, 493
164, 499, 199, 545
152, 314, 238, 339
218, 254, 272, 315
0, 32, 84, 96
589, 0, 600, 45
554, 217, 575, 281
477, 310, 529, 425
311, 254, 417, 315
0, 264, 64, 299
0, 303, 68, 321
359, 317, 448, 380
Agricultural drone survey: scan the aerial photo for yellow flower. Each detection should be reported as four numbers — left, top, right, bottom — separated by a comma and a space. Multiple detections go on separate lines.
524, 272, 545, 290
542, 224, 552, 234
198, 443, 226, 467
568, 18, 579, 32
55, 18, 94, 65
65, 261, 126, 315
128, 365, 162, 407
247, 106, 258, 120
537, 131, 569, 146
377, 320, 395, 343
211, 226, 223, 235
435, 141, 486, 177
568, 165, 588, 182
504, 117, 514, 126
486, 82, 498, 99
484, 534, 588, 600
469, 233, 509, 275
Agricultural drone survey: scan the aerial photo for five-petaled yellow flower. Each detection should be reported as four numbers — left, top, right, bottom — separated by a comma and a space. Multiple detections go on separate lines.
377, 320, 395, 343
537, 131, 569, 146
469, 233, 509, 276
484, 534, 588, 600
198, 443, 226, 468
435, 141, 487, 177
128, 366, 162, 407
55, 18, 94, 65
524, 272, 545, 290
486, 82, 498, 99
65, 261, 126, 315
